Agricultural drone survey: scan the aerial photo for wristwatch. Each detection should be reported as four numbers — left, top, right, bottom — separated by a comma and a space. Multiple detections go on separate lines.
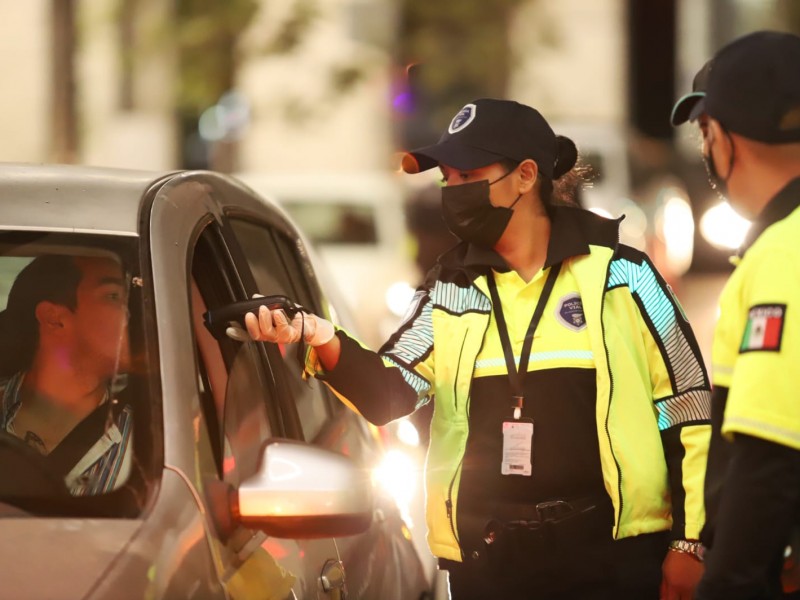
669, 539, 705, 562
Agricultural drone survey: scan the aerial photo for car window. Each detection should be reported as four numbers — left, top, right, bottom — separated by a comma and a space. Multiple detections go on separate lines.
0, 232, 150, 511
280, 202, 377, 246
228, 218, 333, 443
190, 225, 288, 485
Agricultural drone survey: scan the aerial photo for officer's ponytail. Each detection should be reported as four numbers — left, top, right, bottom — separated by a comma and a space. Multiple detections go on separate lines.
538, 134, 588, 211
553, 135, 578, 180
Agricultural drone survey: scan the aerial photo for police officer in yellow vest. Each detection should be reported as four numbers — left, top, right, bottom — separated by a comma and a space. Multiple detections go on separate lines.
239, 98, 711, 599
672, 30, 800, 599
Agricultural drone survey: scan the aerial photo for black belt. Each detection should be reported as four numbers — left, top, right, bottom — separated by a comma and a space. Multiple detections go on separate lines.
488, 495, 606, 524
459, 494, 613, 567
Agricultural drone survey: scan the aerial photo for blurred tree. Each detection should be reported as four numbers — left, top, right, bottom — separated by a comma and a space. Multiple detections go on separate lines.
784, 0, 800, 32
173, 0, 375, 169
52, 0, 78, 163
395, 0, 526, 148
57, 0, 384, 169
175, 0, 260, 171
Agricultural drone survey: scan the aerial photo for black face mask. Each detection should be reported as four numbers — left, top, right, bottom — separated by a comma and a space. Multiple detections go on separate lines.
703, 131, 733, 199
441, 171, 522, 248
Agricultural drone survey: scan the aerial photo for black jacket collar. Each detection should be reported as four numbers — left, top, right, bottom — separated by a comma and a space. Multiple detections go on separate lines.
456, 205, 621, 272
740, 177, 800, 255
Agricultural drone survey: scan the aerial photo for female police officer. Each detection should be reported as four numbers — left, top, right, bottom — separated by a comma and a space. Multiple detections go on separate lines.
241, 98, 711, 599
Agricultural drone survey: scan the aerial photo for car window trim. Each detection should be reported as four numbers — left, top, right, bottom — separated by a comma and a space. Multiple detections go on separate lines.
218, 213, 335, 441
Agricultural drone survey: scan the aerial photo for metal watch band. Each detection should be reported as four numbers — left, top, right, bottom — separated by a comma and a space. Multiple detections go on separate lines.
668, 539, 705, 562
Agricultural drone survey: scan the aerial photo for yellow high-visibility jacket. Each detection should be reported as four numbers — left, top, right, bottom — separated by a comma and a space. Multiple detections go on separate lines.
309, 207, 711, 562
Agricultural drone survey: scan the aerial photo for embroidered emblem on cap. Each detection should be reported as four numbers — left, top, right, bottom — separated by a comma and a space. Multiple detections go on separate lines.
740, 303, 786, 353
448, 103, 477, 134
556, 293, 586, 331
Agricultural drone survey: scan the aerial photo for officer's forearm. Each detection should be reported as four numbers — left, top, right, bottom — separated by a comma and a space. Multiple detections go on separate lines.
698, 434, 800, 598
315, 333, 341, 371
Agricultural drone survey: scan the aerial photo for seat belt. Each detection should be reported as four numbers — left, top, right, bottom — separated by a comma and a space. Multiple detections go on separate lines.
45, 401, 123, 479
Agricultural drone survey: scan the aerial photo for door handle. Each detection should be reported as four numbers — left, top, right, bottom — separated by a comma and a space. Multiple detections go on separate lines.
319, 559, 346, 599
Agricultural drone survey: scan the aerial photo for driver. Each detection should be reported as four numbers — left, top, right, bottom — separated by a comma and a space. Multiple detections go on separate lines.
0, 254, 134, 496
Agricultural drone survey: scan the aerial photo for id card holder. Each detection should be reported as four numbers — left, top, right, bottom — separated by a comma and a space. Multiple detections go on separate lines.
501, 419, 533, 476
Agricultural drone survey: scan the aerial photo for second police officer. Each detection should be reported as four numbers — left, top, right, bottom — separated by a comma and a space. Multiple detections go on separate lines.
672, 30, 800, 600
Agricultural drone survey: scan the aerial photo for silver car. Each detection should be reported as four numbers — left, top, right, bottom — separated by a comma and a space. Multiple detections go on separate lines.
0, 164, 432, 600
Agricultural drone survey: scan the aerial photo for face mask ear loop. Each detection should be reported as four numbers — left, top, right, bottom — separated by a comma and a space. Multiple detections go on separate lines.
488, 165, 518, 186
509, 171, 536, 210
490, 164, 524, 210
722, 128, 735, 182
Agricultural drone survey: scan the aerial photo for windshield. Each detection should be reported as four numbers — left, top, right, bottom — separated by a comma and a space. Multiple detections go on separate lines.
0, 232, 150, 515
281, 201, 378, 245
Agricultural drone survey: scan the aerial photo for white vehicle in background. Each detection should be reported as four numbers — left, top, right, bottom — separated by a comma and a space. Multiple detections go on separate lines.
235, 171, 418, 351
235, 170, 441, 590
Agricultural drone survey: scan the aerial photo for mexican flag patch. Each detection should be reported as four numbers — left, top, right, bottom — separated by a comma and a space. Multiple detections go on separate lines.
740, 304, 786, 353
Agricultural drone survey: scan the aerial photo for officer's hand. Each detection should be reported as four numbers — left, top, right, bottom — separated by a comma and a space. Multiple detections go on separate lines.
660, 549, 704, 600
241, 306, 335, 347
225, 294, 269, 342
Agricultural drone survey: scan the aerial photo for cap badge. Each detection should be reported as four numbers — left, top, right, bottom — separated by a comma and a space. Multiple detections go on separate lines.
448, 103, 477, 134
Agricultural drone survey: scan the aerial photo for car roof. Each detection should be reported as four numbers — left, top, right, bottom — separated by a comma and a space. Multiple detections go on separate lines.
0, 163, 167, 236
234, 171, 406, 206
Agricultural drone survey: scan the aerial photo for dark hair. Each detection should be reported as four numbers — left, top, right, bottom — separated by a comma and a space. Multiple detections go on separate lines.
500, 134, 586, 214
0, 255, 82, 376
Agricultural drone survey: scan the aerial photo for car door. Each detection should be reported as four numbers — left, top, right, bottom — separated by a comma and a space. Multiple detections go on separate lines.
148, 173, 343, 600
220, 207, 430, 600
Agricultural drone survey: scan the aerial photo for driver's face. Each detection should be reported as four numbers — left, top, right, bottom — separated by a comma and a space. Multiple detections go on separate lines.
70, 257, 130, 376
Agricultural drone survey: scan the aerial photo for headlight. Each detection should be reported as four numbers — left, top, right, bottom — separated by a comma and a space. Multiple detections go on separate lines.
373, 449, 419, 526
395, 418, 420, 447
700, 201, 752, 250
385, 281, 416, 317
657, 195, 695, 276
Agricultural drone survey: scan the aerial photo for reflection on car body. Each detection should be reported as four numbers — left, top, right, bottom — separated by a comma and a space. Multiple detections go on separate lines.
0, 164, 432, 600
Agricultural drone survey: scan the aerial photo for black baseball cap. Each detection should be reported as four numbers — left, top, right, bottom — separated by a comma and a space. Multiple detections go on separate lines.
401, 98, 559, 178
671, 30, 800, 143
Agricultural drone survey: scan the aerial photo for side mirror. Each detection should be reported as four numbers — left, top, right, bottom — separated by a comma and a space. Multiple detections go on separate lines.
233, 440, 373, 538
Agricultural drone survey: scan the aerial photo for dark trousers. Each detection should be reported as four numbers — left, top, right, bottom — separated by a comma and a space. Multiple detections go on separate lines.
440, 530, 669, 600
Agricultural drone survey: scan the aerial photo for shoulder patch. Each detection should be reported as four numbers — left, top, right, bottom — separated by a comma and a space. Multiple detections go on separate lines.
740, 304, 786, 353
555, 293, 587, 331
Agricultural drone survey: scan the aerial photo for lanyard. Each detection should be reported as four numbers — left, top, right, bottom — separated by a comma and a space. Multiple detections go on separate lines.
486, 262, 562, 419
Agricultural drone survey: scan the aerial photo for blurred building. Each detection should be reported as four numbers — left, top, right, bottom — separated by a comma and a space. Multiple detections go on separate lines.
0, 0, 175, 169
0, 0, 396, 172
0, 0, 797, 227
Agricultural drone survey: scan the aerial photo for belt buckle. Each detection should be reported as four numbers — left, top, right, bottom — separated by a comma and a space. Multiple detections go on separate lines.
535, 499, 574, 523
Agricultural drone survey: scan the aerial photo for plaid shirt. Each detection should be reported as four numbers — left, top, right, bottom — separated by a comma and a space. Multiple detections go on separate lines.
0, 372, 134, 496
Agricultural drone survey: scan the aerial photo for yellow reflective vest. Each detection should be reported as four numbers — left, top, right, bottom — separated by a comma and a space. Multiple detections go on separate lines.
310, 211, 711, 562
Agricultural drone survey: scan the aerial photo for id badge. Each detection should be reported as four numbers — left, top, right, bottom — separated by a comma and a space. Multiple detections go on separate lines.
501, 420, 533, 476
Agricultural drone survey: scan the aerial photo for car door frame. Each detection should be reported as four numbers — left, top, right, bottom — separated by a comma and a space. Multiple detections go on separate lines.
215, 184, 432, 599
145, 171, 341, 599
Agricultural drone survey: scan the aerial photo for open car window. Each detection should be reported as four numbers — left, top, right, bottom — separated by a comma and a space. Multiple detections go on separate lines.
0, 232, 151, 516
279, 201, 378, 246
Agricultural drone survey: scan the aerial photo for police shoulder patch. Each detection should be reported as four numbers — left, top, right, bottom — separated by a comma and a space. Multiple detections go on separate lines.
740, 303, 786, 353
555, 293, 586, 331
